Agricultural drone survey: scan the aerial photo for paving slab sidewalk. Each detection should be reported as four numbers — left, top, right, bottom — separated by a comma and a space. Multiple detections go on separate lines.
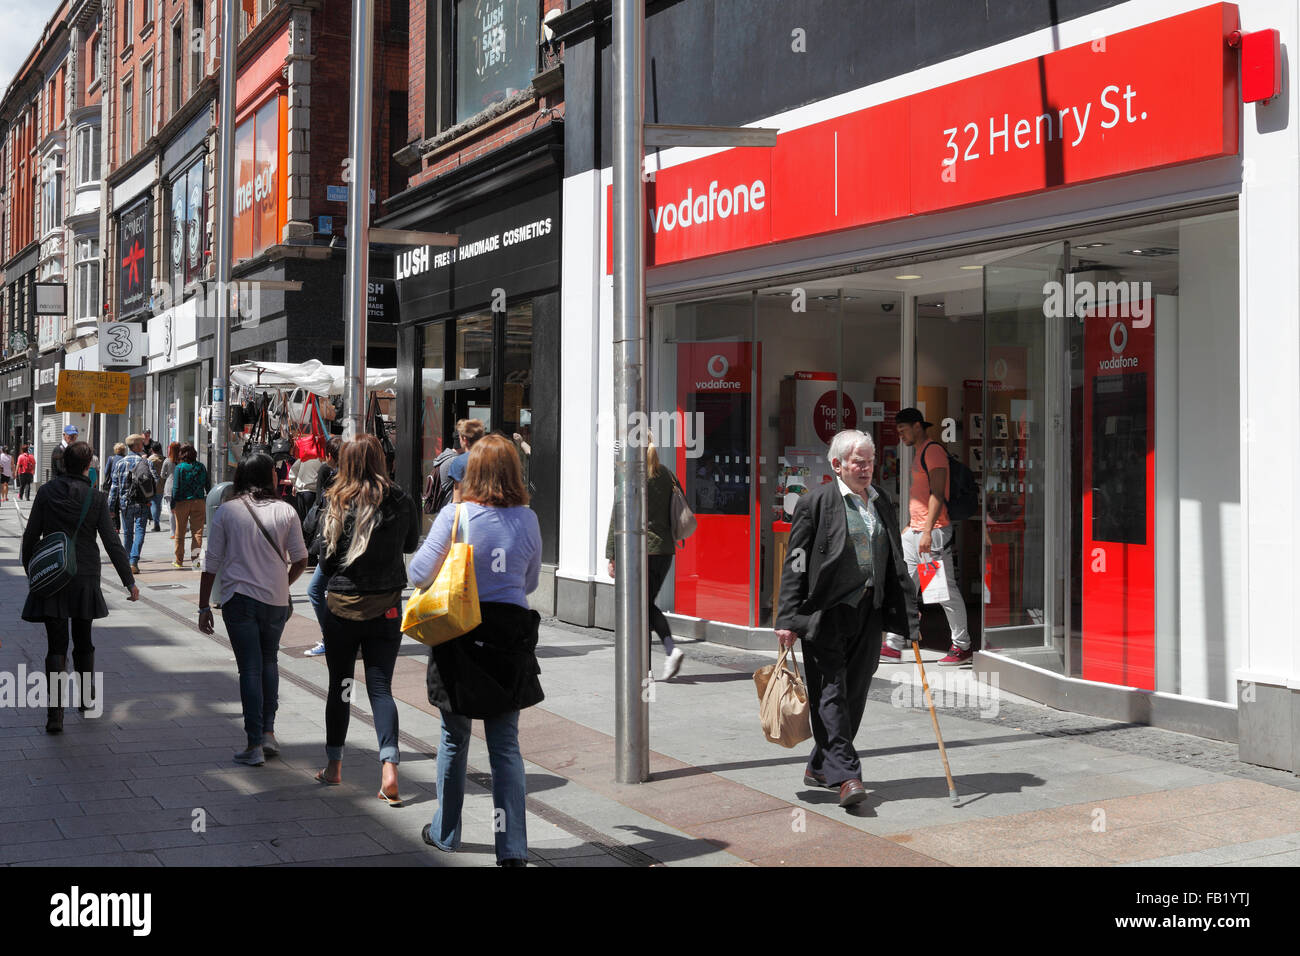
2, 498, 1297, 867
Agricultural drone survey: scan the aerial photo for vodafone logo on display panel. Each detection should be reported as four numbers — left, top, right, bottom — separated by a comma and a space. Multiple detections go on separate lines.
606, 3, 1241, 271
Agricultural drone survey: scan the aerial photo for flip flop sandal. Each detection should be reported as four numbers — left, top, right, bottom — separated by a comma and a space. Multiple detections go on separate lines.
314, 770, 341, 786
377, 790, 403, 807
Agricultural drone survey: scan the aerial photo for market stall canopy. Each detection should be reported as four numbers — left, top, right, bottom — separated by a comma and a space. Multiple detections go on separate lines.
230, 359, 398, 396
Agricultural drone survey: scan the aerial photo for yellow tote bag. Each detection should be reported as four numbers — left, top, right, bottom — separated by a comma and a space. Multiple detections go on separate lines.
401, 503, 482, 647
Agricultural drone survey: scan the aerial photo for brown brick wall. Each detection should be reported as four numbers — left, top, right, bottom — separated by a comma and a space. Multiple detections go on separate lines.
404, 0, 565, 195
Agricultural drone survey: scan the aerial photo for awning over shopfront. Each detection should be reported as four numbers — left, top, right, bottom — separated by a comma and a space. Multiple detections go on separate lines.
229, 359, 398, 396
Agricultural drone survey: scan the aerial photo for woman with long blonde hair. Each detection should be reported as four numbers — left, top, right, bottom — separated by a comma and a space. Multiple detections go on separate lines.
315, 434, 419, 804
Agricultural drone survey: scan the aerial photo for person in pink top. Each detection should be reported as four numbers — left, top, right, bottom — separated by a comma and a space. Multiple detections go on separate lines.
882, 407, 971, 666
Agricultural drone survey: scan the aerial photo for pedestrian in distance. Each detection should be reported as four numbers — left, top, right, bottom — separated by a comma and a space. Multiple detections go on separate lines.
20, 440, 139, 733
160, 442, 180, 539
605, 437, 686, 680
774, 429, 920, 808
102, 442, 127, 530
16, 443, 36, 501
0, 445, 12, 502
410, 433, 543, 866
197, 452, 308, 766
51, 424, 78, 477
170, 443, 211, 569
882, 407, 972, 665
303, 436, 341, 657
444, 417, 486, 505
108, 434, 155, 575
314, 434, 420, 804
147, 443, 166, 532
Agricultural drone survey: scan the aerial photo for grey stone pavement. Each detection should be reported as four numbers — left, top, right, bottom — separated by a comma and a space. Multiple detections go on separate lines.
2, 495, 1298, 868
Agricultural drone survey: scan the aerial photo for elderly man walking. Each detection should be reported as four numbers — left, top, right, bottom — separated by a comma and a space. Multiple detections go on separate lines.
775, 429, 920, 807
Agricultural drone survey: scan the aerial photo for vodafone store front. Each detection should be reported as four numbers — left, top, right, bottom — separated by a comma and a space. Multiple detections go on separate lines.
558, 1, 1300, 765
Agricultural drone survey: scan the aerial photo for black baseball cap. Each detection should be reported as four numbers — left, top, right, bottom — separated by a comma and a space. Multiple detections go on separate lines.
896, 407, 932, 429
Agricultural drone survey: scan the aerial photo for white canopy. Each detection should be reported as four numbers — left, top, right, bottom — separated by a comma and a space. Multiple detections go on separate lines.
229, 359, 398, 397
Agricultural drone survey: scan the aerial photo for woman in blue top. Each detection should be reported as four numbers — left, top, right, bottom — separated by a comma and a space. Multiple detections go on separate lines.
408, 433, 542, 867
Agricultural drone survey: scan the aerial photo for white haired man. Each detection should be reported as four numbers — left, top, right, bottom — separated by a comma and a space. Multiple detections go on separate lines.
775, 429, 920, 807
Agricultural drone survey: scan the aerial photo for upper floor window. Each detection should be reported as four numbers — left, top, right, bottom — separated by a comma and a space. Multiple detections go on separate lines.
172, 19, 184, 114
121, 78, 133, 160
42, 164, 64, 233
141, 60, 154, 140
142, 0, 154, 31
89, 33, 102, 87
192, 0, 205, 89
453, 0, 538, 124
76, 125, 101, 185
123, 0, 134, 45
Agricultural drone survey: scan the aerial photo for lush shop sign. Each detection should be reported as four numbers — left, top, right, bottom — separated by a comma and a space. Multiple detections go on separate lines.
608, 3, 1241, 269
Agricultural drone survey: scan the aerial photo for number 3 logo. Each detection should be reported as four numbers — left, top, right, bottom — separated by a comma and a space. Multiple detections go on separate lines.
105, 324, 133, 360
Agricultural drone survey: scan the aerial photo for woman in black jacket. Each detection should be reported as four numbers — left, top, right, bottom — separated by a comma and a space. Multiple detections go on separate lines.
21, 441, 139, 732
315, 434, 419, 804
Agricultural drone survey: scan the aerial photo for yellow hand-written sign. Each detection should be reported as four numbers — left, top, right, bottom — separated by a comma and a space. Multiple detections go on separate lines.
55, 370, 131, 414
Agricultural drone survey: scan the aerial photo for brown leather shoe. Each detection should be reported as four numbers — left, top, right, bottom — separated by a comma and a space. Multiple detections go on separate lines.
838, 778, 869, 807
803, 767, 834, 789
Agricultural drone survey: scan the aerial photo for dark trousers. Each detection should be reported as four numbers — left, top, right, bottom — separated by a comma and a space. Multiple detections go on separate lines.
647, 553, 674, 645
322, 608, 402, 764
222, 592, 291, 746
18, 474, 33, 499
801, 594, 883, 786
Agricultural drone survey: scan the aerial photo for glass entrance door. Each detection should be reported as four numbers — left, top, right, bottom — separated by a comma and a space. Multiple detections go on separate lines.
981, 242, 1069, 671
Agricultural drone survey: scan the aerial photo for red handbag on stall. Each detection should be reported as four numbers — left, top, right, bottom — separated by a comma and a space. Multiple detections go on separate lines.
294, 393, 327, 461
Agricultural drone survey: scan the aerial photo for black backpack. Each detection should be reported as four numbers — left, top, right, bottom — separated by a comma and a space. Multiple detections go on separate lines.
125, 456, 157, 507
424, 449, 458, 516
919, 441, 980, 522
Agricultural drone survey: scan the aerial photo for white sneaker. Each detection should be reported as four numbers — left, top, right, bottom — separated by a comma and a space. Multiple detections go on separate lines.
662, 648, 685, 681
304, 642, 326, 657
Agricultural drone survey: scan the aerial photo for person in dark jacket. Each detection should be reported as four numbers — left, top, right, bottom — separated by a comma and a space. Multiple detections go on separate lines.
21, 441, 139, 733
315, 434, 419, 804
50, 424, 78, 477
774, 429, 920, 808
409, 433, 543, 866
606, 438, 686, 680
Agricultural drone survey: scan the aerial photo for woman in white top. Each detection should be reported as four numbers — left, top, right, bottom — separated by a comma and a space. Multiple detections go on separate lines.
0, 446, 12, 502
198, 452, 308, 766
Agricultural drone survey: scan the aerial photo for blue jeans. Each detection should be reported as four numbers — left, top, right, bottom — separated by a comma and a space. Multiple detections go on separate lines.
306, 564, 328, 631
121, 505, 150, 565
430, 710, 527, 863
222, 592, 291, 747
150, 492, 164, 529
322, 608, 402, 764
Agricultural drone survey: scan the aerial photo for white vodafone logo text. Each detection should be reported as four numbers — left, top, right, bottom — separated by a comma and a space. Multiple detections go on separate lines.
649, 179, 767, 234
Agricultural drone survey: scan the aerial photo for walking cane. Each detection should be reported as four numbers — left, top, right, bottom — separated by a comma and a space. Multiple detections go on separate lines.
912, 640, 959, 804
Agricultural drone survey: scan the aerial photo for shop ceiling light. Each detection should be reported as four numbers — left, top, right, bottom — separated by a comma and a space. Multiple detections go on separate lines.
894, 274, 922, 280
959, 265, 983, 270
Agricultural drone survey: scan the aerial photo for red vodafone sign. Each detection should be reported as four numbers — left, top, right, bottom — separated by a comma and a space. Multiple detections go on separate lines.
608, 3, 1240, 270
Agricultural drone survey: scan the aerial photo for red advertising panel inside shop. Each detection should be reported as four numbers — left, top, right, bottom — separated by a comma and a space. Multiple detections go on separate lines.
674, 343, 759, 625
1081, 303, 1156, 689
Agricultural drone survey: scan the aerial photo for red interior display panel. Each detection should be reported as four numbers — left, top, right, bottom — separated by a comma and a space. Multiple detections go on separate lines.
1082, 302, 1156, 689
674, 343, 758, 626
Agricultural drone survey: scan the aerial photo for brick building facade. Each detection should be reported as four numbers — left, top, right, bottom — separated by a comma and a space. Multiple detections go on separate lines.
382, 0, 567, 611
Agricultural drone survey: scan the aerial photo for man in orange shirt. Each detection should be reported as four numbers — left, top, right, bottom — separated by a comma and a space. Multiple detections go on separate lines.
882, 408, 971, 665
